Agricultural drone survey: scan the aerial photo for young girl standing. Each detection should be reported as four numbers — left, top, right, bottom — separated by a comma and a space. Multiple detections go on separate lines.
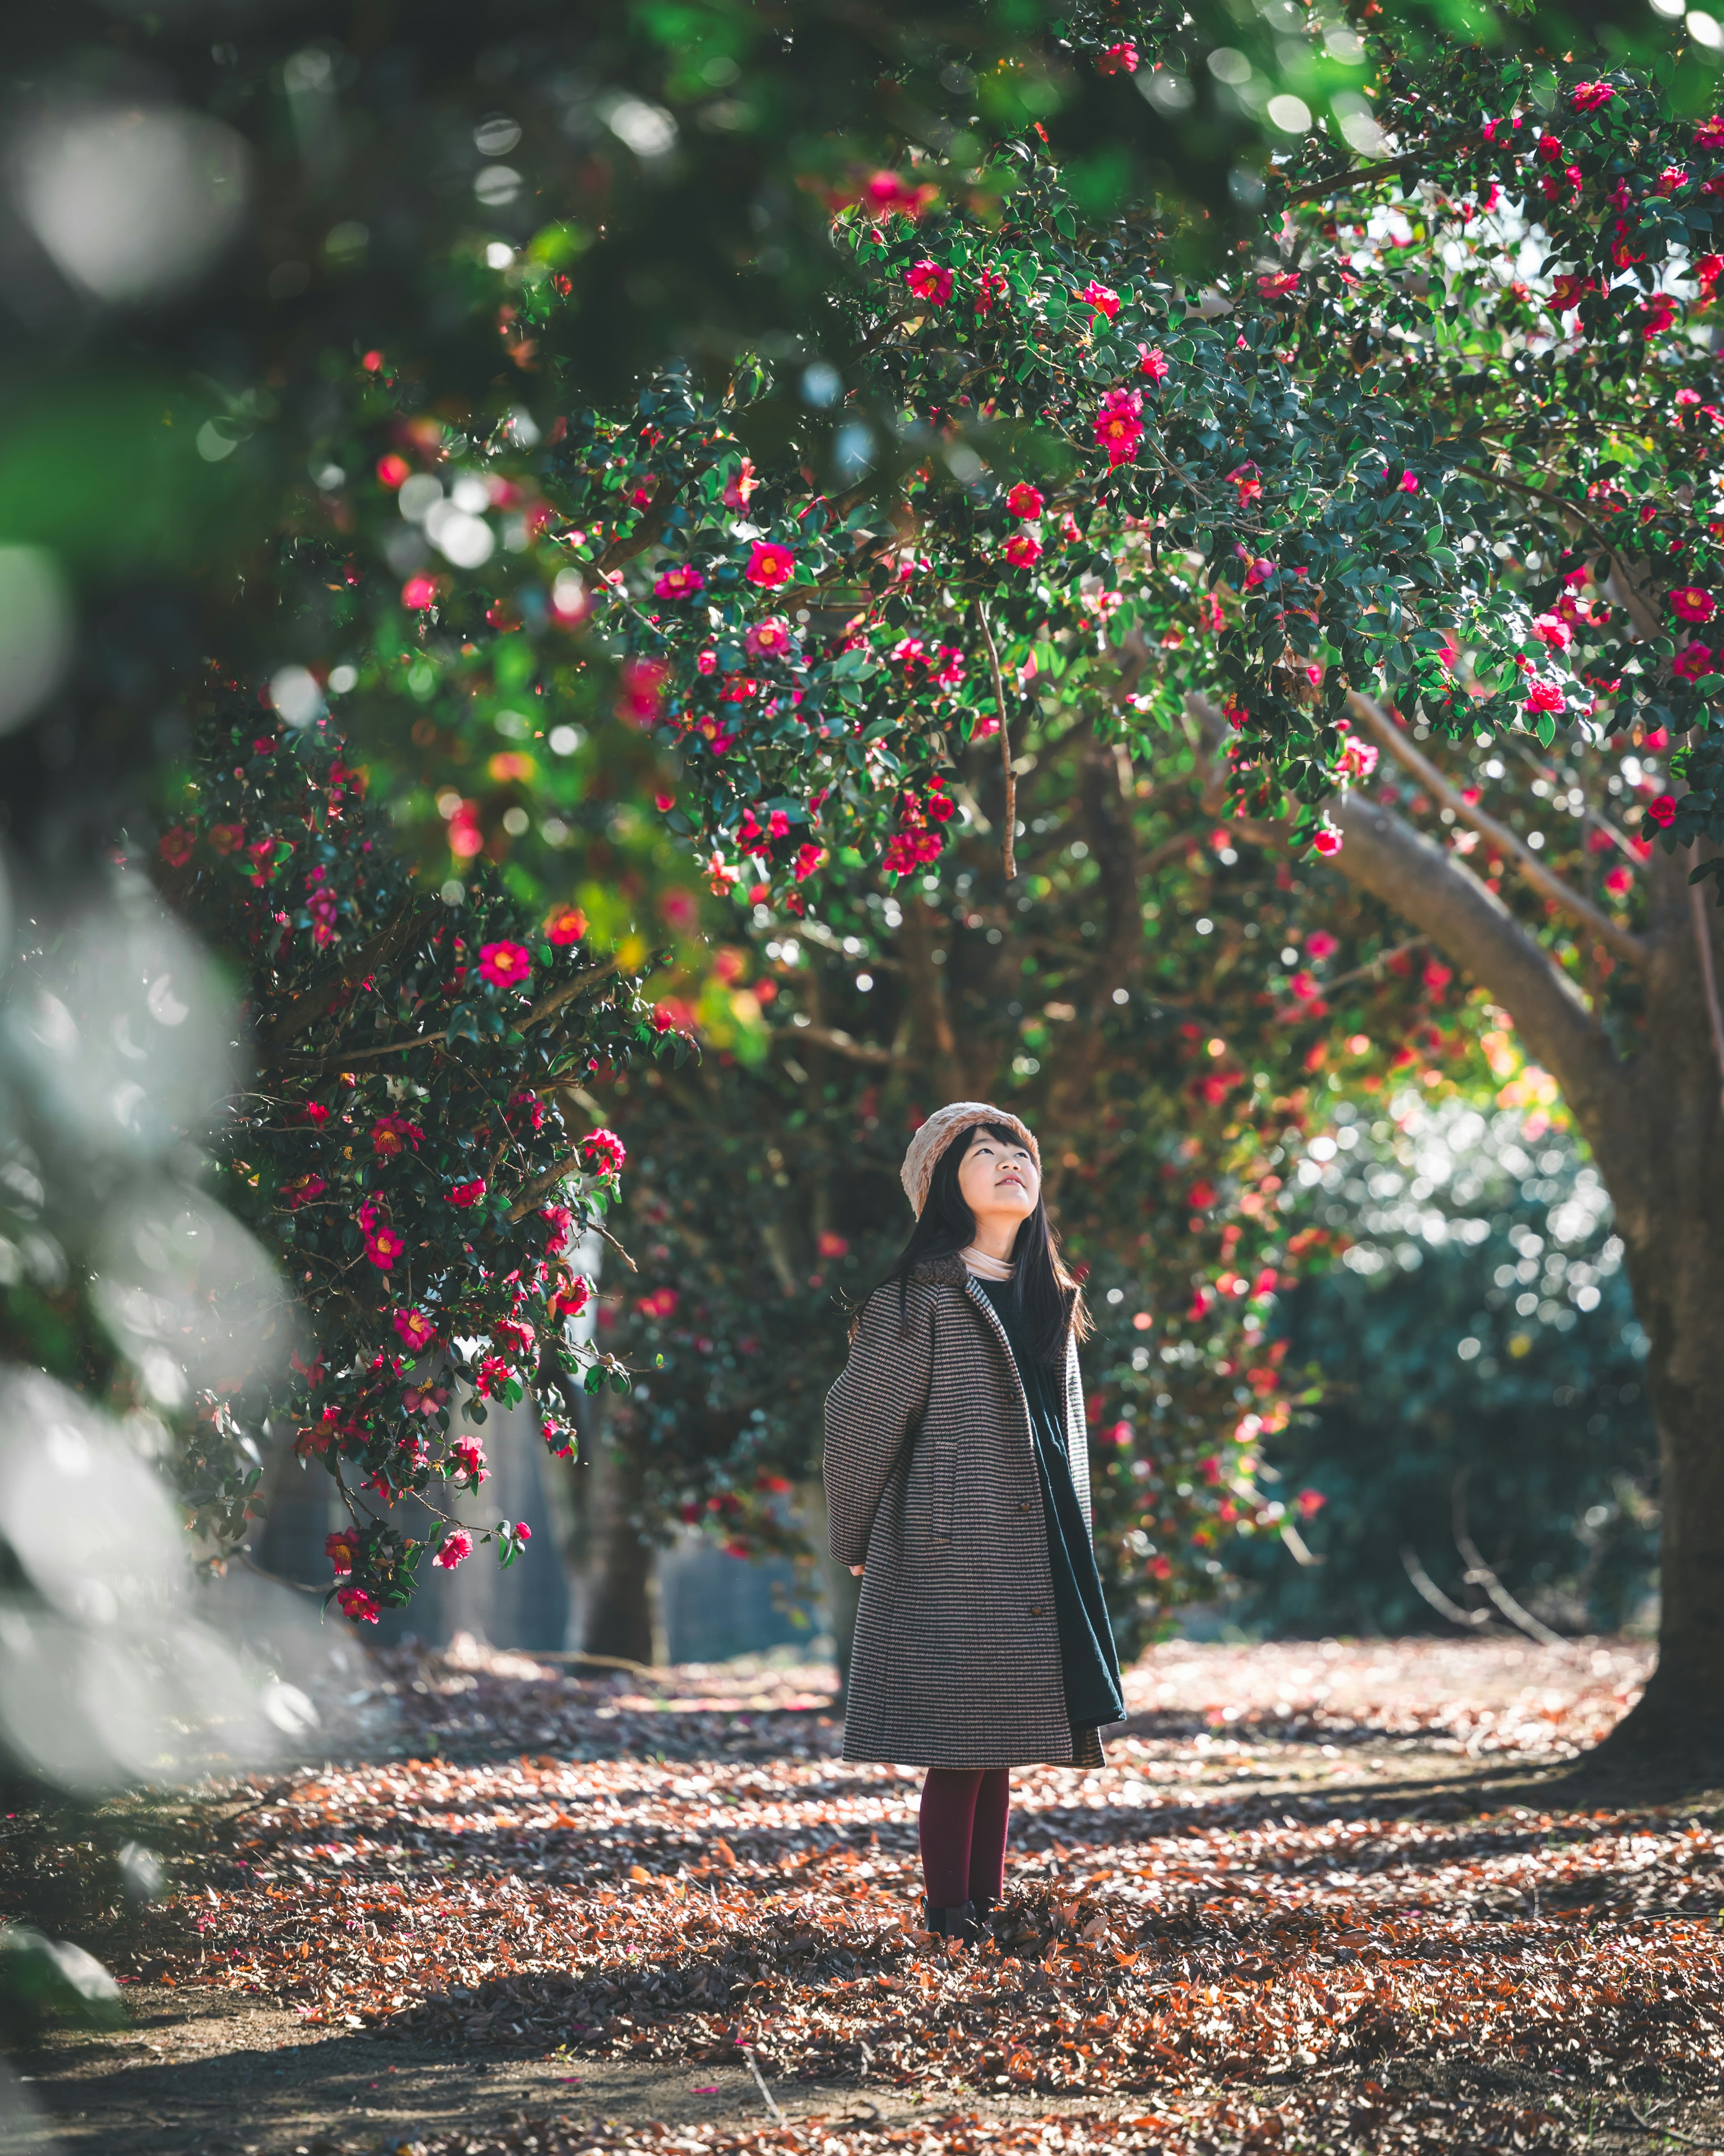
822, 1100, 1124, 1941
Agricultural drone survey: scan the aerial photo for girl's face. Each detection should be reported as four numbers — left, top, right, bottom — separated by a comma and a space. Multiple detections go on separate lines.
956, 1126, 1039, 1230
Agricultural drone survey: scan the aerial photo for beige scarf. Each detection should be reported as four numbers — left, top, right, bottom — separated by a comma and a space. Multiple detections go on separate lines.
959, 1242, 1016, 1280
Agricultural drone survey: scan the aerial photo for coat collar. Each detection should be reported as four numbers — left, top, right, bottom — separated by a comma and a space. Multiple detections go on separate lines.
908, 1253, 970, 1285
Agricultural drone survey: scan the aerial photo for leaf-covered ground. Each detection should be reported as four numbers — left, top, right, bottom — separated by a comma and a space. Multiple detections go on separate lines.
16, 1636, 1724, 2156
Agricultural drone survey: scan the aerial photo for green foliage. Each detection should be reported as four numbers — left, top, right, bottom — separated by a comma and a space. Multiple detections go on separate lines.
1238, 1101, 1659, 1636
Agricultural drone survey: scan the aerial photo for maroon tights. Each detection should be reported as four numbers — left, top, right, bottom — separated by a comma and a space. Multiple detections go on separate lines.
918, 1767, 1012, 1907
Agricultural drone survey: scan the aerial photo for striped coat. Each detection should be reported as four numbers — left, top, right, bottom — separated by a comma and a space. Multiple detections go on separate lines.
822, 1251, 1106, 1772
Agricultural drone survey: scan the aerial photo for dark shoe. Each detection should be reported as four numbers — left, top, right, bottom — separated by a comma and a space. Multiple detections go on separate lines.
923, 1897, 980, 1944
970, 1889, 999, 1940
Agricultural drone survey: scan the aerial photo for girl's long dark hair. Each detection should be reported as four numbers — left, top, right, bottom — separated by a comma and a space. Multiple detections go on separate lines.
849, 1121, 1093, 1367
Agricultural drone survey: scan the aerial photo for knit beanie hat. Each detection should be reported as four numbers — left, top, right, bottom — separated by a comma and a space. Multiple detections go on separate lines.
899, 1101, 1041, 1218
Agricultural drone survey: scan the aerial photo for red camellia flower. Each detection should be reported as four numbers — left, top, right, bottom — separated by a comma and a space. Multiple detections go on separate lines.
1138, 344, 1170, 383
433, 1529, 473, 1571
1092, 386, 1144, 467
1605, 864, 1635, 895
745, 541, 796, 588
1646, 794, 1678, 827
401, 573, 439, 610
479, 940, 532, 988
393, 1307, 436, 1353
337, 1585, 379, 1624
372, 1113, 423, 1158
451, 1437, 488, 1483
903, 258, 952, 307
365, 1225, 405, 1269
1523, 677, 1567, 717
1076, 280, 1120, 319
1257, 271, 1300, 298
158, 827, 194, 867
1696, 116, 1724, 148
1096, 39, 1139, 73
744, 616, 795, 659
447, 1178, 486, 1208
1305, 930, 1340, 961
580, 1127, 627, 1175
541, 1203, 574, 1255
325, 1530, 358, 1575
1570, 80, 1614, 111
615, 656, 670, 726
1226, 462, 1263, 505
1296, 1487, 1327, 1519
1674, 641, 1715, 681
1312, 828, 1343, 857
285, 1173, 326, 1210
1004, 532, 1044, 567
377, 453, 412, 488
544, 903, 586, 945
973, 268, 1008, 315
1671, 587, 1717, 622
794, 842, 825, 881
1642, 293, 1679, 338
653, 562, 705, 600
1005, 481, 1044, 519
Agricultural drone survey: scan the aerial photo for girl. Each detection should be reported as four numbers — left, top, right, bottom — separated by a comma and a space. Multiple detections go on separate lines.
822, 1100, 1125, 1943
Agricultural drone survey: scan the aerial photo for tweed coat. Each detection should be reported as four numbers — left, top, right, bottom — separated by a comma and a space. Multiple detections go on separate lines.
823, 1251, 1106, 1773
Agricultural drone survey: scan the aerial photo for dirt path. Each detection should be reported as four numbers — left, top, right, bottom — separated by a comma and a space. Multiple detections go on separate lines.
6, 1638, 1723, 2156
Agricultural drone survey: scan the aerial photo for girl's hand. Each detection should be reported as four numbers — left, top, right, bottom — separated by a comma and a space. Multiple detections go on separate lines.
849, 1564, 864, 1577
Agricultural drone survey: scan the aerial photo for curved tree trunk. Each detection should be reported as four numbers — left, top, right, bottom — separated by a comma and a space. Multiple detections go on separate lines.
1192, 687, 1724, 1778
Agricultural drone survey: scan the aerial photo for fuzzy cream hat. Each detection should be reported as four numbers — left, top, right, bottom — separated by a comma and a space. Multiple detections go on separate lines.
899, 1101, 1041, 1218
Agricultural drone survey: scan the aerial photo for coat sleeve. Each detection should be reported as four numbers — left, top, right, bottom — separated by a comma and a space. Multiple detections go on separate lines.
1064, 1331, 1093, 1540
822, 1281, 936, 1568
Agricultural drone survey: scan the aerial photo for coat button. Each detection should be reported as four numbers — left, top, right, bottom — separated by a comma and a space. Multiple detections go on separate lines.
1029, 1604, 1046, 1617
1018, 1500, 1032, 1513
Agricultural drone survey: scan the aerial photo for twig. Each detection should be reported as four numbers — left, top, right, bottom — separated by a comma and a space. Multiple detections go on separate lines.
975, 601, 1017, 881
1454, 1529, 1566, 1647
1688, 872, 1724, 1118
1321, 937, 1431, 995
743, 2046, 786, 2125
1400, 1544, 1491, 1629
1624, 2107, 1716, 2149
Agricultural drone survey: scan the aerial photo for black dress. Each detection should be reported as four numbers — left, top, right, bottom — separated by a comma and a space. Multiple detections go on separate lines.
975, 1276, 1125, 1736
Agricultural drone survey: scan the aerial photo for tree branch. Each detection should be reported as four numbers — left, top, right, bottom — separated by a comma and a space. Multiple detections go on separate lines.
774, 1020, 900, 1066
259, 896, 428, 1051
1346, 692, 1647, 971
975, 600, 1017, 882
1327, 786, 1624, 1131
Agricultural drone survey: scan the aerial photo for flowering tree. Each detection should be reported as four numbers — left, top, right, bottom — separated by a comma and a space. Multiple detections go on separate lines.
150, 689, 671, 1622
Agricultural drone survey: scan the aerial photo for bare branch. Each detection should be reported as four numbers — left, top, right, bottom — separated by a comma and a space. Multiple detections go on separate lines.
1346, 693, 1646, 970
1400, 1545, 1491, 1628
975, 601, 1017, 881
773, 1021, 899, 1067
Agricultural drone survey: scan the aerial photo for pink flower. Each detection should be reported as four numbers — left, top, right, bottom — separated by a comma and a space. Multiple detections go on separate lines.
1646, 794, 1678, 828
1096, 40, 1139, 74
1656, 166, 1692, 196
393, 1307, 437, 1352
433, 1530, 473, 1571
479, 941, 532, 988
580, 1127, 627, 1175
1244, 555, 1274, 587
450, 1437, 488, 1483
1226, 463, 1263, 505
372, 1113, 423, 1158
1257, 271, 1300, 298
793, 842, 825, 881
541, 1203, 574, 1255
1305, 931, 1339, 960
1399, 471, 1420, 493
903, 259, 952, 307
973, 268, 1008, 316
745, 541, 795, 589
1312, 828, 1343, 858
1295, 1487, 1327, 1520
1091, 387, 1143, 467
446, 1177, 486, 1209
285, 1173, 326, 1210
1642, 293, 1679, 338
1671, 587, 1717, 623
1605, 864, 1634, 895
1004, 532, 1043, 567
545, 904, 586, 945
158, 827, 194, 867
616, 656, 670, 727
1696, 116, 1724, 148
722, 458, 758, 508
744, 616, 795, 659
1005, 481, 1044, 519
653, 563, 705, 600
365, 1225, 405, 1270
1523, 676, 1567, 717
1674, 641, 1715, 681
1570, 81, 1614, 112
401, 574, 439, 611
325, 1530, 358, 1575
1076, 280, 1120, 319
337, 1585, 379, 1623
1336, 739, 1378, 779
1138, 344, 1169, 383
1533, 613, 1573, 651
